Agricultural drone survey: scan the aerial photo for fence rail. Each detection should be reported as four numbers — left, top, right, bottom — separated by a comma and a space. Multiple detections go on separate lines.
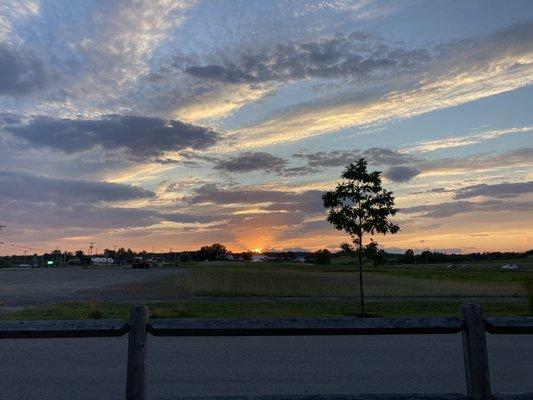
1, 303, 532, 400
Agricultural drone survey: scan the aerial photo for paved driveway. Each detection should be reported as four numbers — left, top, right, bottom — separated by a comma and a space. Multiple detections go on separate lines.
0, 267, 183, 310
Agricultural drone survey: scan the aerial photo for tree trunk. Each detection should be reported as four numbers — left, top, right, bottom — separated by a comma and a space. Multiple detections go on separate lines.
357, 234, 364, 316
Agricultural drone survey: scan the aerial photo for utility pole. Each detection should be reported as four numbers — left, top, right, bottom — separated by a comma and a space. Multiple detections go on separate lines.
89, 241, 94, 268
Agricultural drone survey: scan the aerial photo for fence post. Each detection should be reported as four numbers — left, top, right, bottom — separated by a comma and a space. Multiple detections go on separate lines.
460, 303, 491, 400
126, 305, 149, 400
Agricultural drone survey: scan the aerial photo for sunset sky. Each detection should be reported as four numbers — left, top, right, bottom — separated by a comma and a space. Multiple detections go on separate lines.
0, 0, 532, 255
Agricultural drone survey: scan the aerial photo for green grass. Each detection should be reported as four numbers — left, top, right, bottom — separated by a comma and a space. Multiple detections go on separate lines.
362, 265, 533, 284
176, 265, 526, 298
0, 300, 528, 321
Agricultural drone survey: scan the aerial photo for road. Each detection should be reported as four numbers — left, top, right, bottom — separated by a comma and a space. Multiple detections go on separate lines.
1, 334, 532, 399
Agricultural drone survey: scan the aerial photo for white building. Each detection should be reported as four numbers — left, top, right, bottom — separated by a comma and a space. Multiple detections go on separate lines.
91, 257, 114, 266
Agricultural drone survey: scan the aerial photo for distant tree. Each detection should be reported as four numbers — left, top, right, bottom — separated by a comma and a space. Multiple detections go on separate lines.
323, 158, 400, 316
420, 250, 432, 264
314, 249, 332, 265
198, 243, 227, 261
242, 251, 253, 262
75, 250, 84, 259
125, 248, 135, 263
373, 249, 388, 266
404, 249, 415, 264
339, 242, 355, 257
179, 252, 192, 263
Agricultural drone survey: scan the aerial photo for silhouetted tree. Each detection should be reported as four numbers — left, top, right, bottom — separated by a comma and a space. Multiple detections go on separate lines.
373, 249, 388, 266
323, 158, 399, 316
314, 249, 332, 265
197, 243, 227, 261
404, 249, 415, 264
339, 242, 355, 257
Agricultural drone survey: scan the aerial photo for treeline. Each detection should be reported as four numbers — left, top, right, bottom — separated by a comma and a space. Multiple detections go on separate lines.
392, 249, 533, 265
1, 244, 531, 268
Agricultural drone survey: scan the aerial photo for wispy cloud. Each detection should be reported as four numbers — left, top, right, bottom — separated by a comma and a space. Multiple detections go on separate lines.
406, 126, 533, 153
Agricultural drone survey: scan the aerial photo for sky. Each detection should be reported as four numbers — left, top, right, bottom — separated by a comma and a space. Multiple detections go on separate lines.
0, 0, 532, 255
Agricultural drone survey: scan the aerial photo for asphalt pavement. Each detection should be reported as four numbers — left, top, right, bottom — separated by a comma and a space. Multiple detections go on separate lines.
1, 334, 532, 399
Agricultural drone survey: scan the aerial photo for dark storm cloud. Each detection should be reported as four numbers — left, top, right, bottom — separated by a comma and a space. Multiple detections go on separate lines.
0, 170, 154, 205
184, 31, 431, 84
402, 200, 531, 218
384, 166, 421, 182
0, 43, 48, 96
215, 152, 287, 174
454, 181, 533, 199
2, 114, 219, 159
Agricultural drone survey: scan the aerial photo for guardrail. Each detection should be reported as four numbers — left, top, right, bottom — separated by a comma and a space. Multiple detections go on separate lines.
1, 303, 532, 400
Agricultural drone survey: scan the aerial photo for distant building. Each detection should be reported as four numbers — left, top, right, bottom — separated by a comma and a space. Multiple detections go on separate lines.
91, 257, 114, 266
251, 255, 267, 262
295, 256, 306, 263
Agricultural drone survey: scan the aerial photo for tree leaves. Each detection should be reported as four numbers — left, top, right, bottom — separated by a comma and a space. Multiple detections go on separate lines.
322, 157, 400, 242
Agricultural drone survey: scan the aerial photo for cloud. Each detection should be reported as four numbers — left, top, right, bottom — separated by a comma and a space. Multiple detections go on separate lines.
402, 199, 531, 218
0, 199, 159, 230
214, 152, 287, 174
420, 147, 533, 175
0, 170, 154, 205
454, 181, 533, 199
407, 126, 533, 153
2, 114, 219, 159
189, 184, 293, 205
184, 31, 430, 84
205, 146, 532, 183
291, 147, 416, 171
384, 166, 421, 182
188, 184, 324, 214
207, 147, 419, 178
0, 171, 158, 231
224, 22, 533, 148
0, 43, 47, 96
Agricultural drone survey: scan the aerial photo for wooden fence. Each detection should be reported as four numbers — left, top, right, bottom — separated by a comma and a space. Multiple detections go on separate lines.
1, 303, 532, 400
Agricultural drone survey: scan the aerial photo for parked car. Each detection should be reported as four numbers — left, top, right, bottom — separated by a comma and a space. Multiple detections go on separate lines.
501, 264, 521, 270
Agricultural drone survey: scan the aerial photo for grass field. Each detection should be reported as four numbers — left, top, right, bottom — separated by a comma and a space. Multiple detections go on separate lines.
175, 262, 532, 298
0, 300, 529, 321
2, 259, 531, 320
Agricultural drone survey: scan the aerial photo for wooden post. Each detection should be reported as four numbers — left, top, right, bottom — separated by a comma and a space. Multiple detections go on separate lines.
460, 303, 491, 400
126, 305, 149, 400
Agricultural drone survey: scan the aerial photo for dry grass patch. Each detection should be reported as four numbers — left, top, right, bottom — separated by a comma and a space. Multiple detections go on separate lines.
179, 268, 523, 298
